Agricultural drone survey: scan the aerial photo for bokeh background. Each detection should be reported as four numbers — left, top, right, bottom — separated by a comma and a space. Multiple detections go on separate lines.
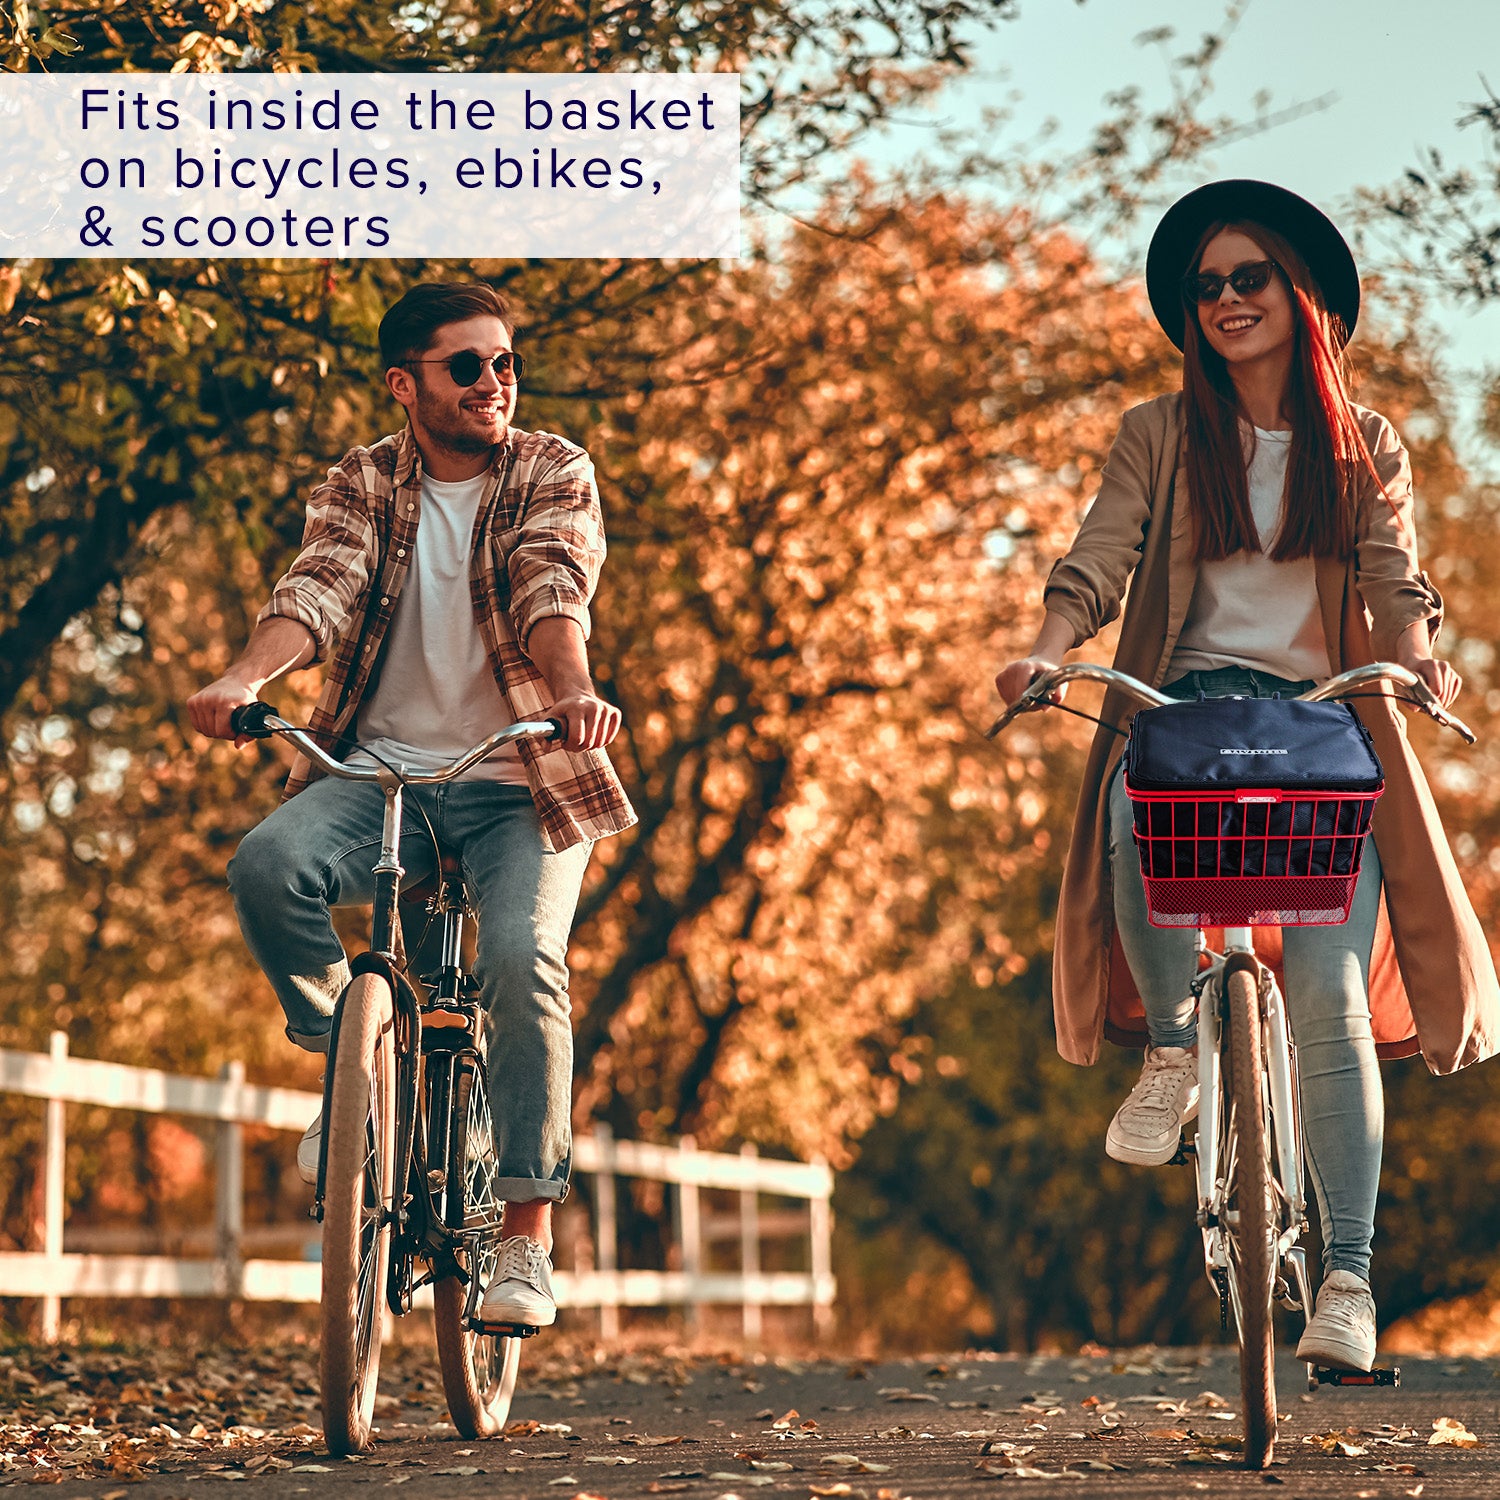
3, 0, 1499, 1352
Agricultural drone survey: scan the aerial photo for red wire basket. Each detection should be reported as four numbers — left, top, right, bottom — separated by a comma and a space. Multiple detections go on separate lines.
1126, 781, 1383, 928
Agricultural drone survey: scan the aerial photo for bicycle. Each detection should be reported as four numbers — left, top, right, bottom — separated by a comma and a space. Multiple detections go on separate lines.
989, 661, 1475, 1469
229, 702, 564, 1456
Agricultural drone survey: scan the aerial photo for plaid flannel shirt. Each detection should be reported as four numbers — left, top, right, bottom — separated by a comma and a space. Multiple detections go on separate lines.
258, 423, 636, 853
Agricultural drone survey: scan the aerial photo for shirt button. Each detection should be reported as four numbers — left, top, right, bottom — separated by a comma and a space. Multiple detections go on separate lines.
381, 597, 390, 606
397, 548, 406, 557
364, 644, 372, 653
406, 503, 415, 512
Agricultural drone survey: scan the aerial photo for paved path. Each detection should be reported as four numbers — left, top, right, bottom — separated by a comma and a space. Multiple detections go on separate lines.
4, 1341, 1495, 1498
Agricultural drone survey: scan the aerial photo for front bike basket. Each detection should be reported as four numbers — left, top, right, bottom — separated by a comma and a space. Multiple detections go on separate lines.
1123, 696, 1383, 928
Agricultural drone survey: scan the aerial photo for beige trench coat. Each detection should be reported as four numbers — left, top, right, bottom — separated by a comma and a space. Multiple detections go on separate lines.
1044, 393, 1500, 1073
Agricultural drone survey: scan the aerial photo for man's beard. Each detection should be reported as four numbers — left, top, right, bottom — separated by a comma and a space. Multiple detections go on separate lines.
417, 398, 506, 455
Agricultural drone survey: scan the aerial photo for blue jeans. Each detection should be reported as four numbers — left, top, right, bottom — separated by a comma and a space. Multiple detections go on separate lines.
1108, 665, 1384, 1280
228, 777, 591, 1203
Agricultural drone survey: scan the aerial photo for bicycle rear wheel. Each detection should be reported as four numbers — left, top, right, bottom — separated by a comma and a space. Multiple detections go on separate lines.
1224, 965, 1277, 1469
434, 1054, 521, 1436
320, 973, 398, 1456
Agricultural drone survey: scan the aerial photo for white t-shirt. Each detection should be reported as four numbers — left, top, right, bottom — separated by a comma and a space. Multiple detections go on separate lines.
1168, 426, 1332, 684
349, 472, 529, 785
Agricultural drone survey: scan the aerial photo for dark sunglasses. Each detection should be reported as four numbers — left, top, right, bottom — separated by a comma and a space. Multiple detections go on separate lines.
404, 349, 524, 386
1182, 259, 1281, 306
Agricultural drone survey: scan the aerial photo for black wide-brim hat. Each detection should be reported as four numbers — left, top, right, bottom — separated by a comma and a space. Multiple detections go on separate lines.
1146, 179, 1360, 351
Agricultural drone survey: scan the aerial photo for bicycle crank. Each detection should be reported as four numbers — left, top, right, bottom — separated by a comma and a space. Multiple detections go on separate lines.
1213, 1266, 1230, 1332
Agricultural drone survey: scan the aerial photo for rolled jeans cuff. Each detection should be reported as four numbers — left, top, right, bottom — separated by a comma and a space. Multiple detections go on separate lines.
495, 1176, 570, 1205
286, 1025, 331, 1054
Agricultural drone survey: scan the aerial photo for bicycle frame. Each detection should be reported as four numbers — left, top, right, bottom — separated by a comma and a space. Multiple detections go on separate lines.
229, 706, 559, 1320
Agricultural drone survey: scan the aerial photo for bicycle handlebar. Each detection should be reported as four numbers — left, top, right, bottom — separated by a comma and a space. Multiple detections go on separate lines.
985, 664, 1172, 739
986, 661, 1477, 744
1300, 662, 1476, 744
228, 702, 564, 782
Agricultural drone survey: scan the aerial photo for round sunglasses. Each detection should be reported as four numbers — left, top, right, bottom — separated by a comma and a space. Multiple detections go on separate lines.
1182, 259, 1282, 306
403, 349, 524, 386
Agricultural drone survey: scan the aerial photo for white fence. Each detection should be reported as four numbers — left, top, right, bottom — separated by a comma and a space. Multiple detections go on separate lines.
0, 1032, 835, 1342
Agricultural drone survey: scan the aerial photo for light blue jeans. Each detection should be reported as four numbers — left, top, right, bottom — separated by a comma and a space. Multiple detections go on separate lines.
1108, 665, 1384, 1280
228, 777, 591, 1203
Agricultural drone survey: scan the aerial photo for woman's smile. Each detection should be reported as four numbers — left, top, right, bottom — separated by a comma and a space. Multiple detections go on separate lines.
1196, 228, 1295, 367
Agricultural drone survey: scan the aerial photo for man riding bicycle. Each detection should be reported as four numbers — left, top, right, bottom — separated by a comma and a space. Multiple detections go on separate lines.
187, 281, 635, 1332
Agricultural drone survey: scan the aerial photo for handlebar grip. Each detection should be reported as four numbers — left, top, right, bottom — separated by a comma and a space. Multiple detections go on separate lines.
229, 701, 278, 738
544, 716, 565, 742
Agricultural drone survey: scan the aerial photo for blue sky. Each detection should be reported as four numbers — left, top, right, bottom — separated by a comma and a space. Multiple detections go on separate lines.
853, 0, 1499, 461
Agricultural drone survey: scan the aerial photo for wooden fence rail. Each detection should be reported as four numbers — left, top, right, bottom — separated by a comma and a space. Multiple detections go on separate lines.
0, 1032, 835, 1342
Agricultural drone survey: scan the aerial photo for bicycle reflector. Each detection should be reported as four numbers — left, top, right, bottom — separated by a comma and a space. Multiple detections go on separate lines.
1123, 697, 1384, 928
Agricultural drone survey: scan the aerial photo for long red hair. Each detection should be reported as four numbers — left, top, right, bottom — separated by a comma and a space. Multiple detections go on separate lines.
1180, 220, 1391, 563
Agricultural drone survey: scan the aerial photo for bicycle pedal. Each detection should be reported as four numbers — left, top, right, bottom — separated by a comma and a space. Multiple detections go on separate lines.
468, 1319, 542, 1338
1168, 1133, 1197, 1165
1306, 1363, 1400, 1389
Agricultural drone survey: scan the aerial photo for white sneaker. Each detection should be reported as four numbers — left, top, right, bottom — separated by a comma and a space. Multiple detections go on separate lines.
1296, 1270, 1376, 1371
477, 1236, 557, 1328
296, 1111, 321, 1186
1105, 1045, 1199, 1165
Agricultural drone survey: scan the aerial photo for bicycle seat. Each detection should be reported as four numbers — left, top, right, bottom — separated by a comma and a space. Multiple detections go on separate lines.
401, 854, 464, 903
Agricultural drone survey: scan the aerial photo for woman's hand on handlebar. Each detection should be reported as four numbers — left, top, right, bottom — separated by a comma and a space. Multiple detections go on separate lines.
994, 657, 1067, 707
1395, 621, 1461, 709
1399, 652, 1462, 710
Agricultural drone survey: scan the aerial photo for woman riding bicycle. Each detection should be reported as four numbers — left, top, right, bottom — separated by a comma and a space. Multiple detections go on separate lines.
994, 179, 1500, 1371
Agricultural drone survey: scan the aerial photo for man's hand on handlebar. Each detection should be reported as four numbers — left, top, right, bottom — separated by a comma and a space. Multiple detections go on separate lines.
187, 674, 262, 746
546, 691, 622, 753
994, 657, 1068, 707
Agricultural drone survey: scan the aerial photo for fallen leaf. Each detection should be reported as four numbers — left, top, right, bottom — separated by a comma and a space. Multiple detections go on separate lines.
585, 1455, 636, 1465
771, 1410, 800, 1429
820, 1455, 891, 1474
434, 1466, 482, 1476
1429, 1418, 1482, 1448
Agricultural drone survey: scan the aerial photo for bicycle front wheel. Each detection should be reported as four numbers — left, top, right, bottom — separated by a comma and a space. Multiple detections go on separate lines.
1224, 965, 1277, 1469
320, 972, 398, 1456
434, 1054, 521, 1436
